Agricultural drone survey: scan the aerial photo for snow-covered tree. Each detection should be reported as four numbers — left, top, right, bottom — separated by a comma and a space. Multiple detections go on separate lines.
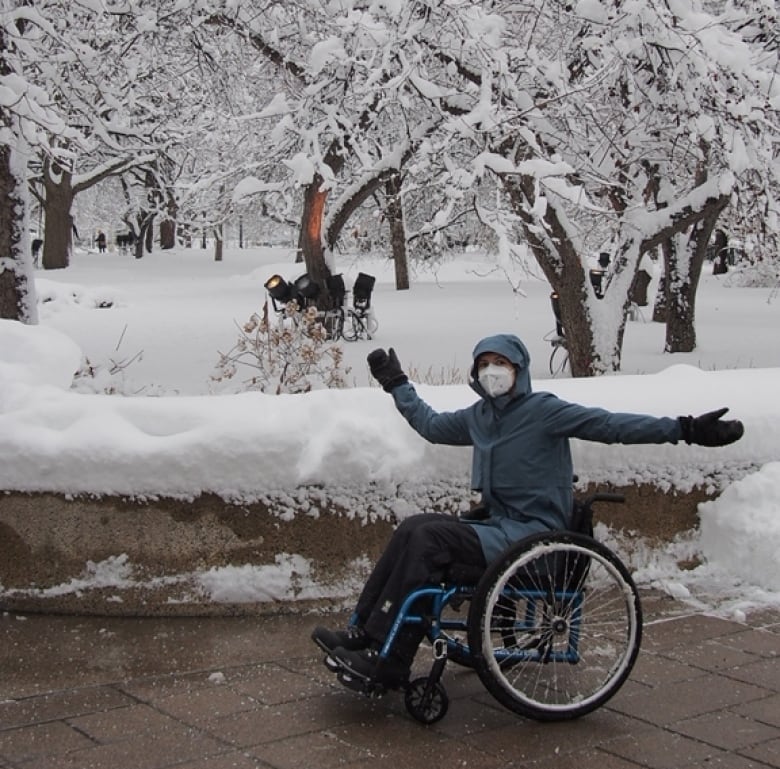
209, 2, 474, 299
0, 5, 77, 319
13, 1, 213, 270
208, 1, 777, 373
424, 0, 780, 373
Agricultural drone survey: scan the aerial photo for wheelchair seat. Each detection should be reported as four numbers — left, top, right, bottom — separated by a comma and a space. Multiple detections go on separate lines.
444, 562, 485, 586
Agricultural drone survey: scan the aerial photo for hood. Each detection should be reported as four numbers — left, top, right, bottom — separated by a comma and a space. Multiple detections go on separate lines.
469, 334, 532, 402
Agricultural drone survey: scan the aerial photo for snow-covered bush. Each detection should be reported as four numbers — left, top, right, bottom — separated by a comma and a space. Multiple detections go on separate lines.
212, 302, 349, 394
725, 261, 780, 290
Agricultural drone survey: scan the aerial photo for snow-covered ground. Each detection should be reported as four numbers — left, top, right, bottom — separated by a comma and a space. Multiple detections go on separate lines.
1, 245, 778, 617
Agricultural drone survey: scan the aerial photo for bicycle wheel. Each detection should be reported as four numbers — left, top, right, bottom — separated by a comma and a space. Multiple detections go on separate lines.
467, 532, 642, 721
322, 308, 344, 340
549, 343, 569, 377
341, 311, 360, 342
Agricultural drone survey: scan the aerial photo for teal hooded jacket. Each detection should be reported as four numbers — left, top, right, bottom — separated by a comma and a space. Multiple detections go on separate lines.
391, 333, 683, 562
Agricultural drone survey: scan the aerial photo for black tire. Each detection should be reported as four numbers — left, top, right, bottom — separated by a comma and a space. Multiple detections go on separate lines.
549, 343, 569, 377
405, 678, 449, 724
467, 532, 642, 721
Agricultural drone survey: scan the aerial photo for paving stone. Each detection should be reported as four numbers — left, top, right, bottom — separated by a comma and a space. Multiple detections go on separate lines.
629, 649, 709, 686
0, 685, 134, 729
247, 729, 372, 768
661, 638, 764, 672
607, 672, 771, 726
524, 747, 648, 768
0, 721, 96, 763
725, 658, 780, 691
28, 728, 229, 769
739, 736, 780, 767
733, 694, 780, 728
602, 729, 726, 768
642, 614, 746, 651
155, 685, 263, 726
66, 702, 188, 744
669, 711, 780, 750
229, 661, 336, 705
719, 627, 780, 658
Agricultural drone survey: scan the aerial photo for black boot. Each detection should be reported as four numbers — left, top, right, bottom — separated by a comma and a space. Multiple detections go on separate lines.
311, 625, 371, 654
332, 626, 422, 687
331, 646, 410, 687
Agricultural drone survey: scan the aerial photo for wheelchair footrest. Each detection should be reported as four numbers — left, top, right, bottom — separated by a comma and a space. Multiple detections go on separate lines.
336, 668, 388, 698
322, 654, 393, 698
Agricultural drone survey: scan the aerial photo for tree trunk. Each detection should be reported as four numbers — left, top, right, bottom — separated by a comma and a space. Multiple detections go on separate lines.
296, 174, 333, 303
144, 214, 155, 253
213, 224, 223, 262
41, 159, 75, 270
0, 142, 37, 322
385, 172, 409, 290
664, 234, 697, 352
652, 254, 669, 323
160, 218, 176, 250
133, 214, 149, 259
663, 214, 719, 353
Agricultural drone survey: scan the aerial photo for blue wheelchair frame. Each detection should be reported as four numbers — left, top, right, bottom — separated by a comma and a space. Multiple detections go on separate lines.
373, 581, 585, 669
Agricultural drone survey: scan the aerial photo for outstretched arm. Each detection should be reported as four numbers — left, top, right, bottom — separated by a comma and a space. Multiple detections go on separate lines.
368, 348, 472, 446
543, 396, 743, 447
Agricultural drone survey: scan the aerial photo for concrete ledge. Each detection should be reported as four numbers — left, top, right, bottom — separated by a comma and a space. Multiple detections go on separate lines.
0, 483, 715, 617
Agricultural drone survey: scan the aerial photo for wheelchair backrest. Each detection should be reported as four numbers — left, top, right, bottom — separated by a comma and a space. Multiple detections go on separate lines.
569, 499, 594, 538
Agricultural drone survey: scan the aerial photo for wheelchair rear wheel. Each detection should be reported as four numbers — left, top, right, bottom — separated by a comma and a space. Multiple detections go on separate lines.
467, 532, 642, 721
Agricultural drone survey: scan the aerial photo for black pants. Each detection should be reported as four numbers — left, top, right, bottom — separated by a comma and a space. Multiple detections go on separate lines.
354, 513, 486, 661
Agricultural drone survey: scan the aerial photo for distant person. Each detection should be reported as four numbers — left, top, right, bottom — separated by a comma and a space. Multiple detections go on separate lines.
95, 230, 107, 253
313, 334, 745, 687
711, 229, 730, 275
31, 238, 43, 267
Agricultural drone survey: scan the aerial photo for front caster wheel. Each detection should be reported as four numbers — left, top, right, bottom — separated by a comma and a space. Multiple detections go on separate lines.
404, 678, 449, 724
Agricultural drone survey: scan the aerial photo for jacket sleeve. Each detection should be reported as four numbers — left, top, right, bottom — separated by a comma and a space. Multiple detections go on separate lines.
540, 394, 683, 444
390, 382, 473, 446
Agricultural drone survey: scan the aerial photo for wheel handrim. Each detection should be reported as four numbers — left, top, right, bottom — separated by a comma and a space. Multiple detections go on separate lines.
480, 539, 640, 715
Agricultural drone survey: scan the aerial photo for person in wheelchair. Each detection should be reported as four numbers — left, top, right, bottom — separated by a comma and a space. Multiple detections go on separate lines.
312, 333, 744, 687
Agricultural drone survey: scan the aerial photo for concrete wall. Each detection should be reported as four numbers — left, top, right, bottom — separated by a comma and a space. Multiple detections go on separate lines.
0, 483, 714, 616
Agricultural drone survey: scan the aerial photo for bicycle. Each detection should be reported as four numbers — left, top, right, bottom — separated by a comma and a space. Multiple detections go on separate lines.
545, 330, 569, 377
546, 291, 569, 376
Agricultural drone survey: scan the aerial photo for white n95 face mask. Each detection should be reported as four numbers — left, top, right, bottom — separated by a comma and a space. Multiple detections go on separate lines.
478, 363, 514, 398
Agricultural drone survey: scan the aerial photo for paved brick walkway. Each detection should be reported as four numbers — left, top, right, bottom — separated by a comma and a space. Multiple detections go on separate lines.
1, 593, 779, 769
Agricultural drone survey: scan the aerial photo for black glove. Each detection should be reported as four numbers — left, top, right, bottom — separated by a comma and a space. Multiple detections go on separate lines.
367, 347, 408, 392
678, 407, 744, 447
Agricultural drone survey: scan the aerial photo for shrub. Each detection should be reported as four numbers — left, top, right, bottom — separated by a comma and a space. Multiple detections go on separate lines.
212, 302, 350, 394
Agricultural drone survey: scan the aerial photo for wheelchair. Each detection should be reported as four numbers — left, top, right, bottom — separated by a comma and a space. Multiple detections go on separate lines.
321, 492, 642, 725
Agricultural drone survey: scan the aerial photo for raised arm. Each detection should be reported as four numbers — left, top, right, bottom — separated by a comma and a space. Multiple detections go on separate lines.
368, 348, 472, 446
